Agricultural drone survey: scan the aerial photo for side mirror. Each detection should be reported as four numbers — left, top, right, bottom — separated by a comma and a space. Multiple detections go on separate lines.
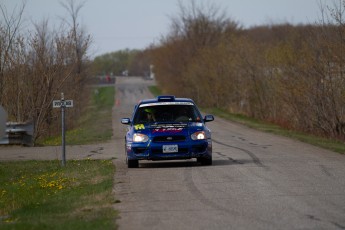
204, 115, 214, 122
121, 118, 131, 125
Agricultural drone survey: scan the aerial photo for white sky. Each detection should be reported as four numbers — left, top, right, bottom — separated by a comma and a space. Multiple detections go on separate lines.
2, 0, 324, 57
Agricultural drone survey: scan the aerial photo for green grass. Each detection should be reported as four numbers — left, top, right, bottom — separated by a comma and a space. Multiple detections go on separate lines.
205, 107, 345, 154
42, 87, 115, 146
0, 159, 117, 230
148, 85, 162, 97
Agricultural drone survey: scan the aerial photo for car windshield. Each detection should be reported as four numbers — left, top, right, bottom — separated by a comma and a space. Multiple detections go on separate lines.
133, 104, 202, 124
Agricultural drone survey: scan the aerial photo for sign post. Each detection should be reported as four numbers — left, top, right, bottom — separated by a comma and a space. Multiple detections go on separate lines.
61, 93, 66, 166
53, 93, 73, 166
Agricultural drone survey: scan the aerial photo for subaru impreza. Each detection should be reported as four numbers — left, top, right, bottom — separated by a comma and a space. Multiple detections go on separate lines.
121, 95, 214, 168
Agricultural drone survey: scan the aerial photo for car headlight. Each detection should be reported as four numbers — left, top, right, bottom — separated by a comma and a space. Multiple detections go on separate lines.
133, 133, 149, 142
191, 131, 206, 140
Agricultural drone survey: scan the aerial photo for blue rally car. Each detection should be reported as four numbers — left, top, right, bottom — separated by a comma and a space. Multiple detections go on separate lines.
121, 95, 214, 168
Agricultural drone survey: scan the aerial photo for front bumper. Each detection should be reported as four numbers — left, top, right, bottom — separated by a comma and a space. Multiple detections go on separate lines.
126, 139, 212, 161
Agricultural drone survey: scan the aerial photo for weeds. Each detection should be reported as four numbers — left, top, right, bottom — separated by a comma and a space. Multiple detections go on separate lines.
0, 160, 116, 230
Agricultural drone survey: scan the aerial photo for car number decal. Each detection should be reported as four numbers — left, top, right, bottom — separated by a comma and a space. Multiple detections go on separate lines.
134, 124, 145, 130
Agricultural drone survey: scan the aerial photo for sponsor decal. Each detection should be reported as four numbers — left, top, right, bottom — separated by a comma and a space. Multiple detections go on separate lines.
192, 122, 203, 127
152, 128, 183, 134
150, 123, 187, 129
134, 124, 145, 130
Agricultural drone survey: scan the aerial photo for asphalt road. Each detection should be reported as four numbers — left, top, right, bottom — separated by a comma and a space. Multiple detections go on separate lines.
113, 77, 345, 230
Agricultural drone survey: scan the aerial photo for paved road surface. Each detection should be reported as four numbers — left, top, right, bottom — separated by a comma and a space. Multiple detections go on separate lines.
1, 77, 345, 230
113, 77, 345, 230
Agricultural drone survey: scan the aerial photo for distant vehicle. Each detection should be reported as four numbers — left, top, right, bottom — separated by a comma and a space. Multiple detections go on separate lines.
121, 95, 214, 168
122, 70, 128, 76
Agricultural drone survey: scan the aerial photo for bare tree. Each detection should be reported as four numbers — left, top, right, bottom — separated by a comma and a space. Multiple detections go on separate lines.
0, 1, 26, 100
154, 0, 239, 97
60, 0, 91, 118
297, 0, 345, 138
0, 0, 92, 145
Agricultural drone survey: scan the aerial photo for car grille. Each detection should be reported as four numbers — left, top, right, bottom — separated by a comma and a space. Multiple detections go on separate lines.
153, 135, 186, 142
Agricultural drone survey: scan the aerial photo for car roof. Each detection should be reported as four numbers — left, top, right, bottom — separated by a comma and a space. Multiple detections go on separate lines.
138, 95, 195, 106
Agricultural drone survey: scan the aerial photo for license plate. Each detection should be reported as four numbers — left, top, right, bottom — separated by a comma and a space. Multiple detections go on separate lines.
163, 145, 178, 153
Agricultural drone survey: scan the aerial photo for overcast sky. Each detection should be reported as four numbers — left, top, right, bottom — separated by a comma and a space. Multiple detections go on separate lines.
2, 0, 324, 57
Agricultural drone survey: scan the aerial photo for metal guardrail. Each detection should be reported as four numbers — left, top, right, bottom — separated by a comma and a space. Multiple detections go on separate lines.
0, 122, 33, 146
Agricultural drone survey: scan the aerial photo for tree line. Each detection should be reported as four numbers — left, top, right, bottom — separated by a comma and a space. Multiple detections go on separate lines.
3, 0, 345, 144
0, 0, 91, 144
147, 1, 345, 141
91, 48, 153, 77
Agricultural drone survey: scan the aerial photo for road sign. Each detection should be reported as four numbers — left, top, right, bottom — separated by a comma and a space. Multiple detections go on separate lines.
53, 93, 74, 167
53, 100, 73, 108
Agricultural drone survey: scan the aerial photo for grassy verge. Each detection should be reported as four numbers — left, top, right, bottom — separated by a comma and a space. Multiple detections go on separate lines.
148, 85, 162, 97
205, 107, 345, 154
148, 85, 345, 154
42, 87, 115, 145
0, 159, 117, 230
